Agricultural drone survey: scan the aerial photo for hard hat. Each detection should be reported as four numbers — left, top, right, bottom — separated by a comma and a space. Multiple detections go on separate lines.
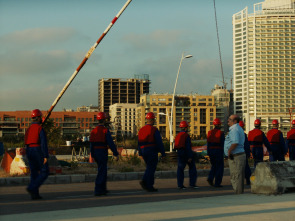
272, 119, 279, 125
213, 118, 221, 126
31, 109, 42, 118
97, 112, 107, 120
292, 119, 295, 125
179, 121, 189, 128
254, 119, 261, 125
239, 121, 245, 127
146, 112, 155, 119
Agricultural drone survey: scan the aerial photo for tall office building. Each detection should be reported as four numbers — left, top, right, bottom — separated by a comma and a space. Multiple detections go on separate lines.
98, 75, 150, 113
233, 0, 295, 135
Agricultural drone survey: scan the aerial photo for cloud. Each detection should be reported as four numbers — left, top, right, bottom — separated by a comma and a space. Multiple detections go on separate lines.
0, 28, 77, 50
122, 29, 191, 52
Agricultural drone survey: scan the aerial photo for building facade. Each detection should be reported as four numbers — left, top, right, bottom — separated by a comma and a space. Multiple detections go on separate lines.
0, 111, 98, 138
98, 75, 150, 113
137, 94, 216, 140
109, 103, 137, 137
233, 0, 295, 135
211, 84, 233, 132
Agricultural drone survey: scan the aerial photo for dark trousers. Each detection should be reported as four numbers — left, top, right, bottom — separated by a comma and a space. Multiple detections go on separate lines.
290, 146, 295, 160
177, 150, 197, 187
92, 149, 108, 194
142, 148, 158, 189
26, 147, 49, 194
245, 158, 251, 184
252, 147, 264, 168
269, 145, 285, 162
208, 149, 224, 186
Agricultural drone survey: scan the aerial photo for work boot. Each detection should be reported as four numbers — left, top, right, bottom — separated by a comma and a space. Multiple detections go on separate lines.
139, 180, 147, 190
207, 179, 214, 187
178, 186, 187, 190
147, 187, 158, 192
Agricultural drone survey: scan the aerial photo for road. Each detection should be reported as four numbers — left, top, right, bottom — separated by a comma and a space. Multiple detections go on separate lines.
0, 176, 294, 220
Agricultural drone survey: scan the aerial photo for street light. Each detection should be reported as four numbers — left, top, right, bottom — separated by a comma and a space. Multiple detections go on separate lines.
158, 112, 173, 152
170, 52, 193, 151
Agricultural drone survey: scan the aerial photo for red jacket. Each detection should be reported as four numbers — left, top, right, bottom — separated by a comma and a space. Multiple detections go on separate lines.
25, 124, 42, 146
287, 129, 295, 140
138, 124, 157, 148
174, 132, 189, 149
267, 129, 282, 143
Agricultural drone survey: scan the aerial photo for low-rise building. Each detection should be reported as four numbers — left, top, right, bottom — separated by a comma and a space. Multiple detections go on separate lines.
0, 111, 98, 138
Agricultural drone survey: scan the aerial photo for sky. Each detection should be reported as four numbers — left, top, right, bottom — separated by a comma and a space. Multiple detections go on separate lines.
0, 0, 259, 111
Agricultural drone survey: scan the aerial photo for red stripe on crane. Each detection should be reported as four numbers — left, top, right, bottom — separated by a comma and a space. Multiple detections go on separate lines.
112, 17, 118, 24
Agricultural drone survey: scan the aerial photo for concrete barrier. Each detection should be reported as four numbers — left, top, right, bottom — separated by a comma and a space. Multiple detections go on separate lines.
251, 161, 295, 195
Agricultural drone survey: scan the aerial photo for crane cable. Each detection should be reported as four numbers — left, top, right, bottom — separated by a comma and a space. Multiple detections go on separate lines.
213, 0, 226, 89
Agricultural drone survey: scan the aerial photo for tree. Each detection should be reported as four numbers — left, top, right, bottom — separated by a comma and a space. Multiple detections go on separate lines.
42, 119, 63, 147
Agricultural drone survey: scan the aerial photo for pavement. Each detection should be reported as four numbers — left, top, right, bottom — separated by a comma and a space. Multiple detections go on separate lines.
0, 176, 294, 221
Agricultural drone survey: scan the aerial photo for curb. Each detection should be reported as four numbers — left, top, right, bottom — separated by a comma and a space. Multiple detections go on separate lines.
0, 168, 230, 187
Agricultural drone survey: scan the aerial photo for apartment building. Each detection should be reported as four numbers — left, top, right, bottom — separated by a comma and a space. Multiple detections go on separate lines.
233, 0, 295, 135
0, 111, 98, 138
109, 103, 137, 137
98, 75, 150, 113
137, 94, 216, 140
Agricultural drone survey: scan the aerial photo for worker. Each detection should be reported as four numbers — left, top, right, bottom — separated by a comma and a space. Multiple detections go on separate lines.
286, 120, 295, 161
174, 121, 198, 189
25, 109, 49, 200
248, 119, 271, 167
239, 121, 251, 185
206, 118, 224, 187
267, 120, 286, 161
138, 112, 166, 192
89, 112, 119, 196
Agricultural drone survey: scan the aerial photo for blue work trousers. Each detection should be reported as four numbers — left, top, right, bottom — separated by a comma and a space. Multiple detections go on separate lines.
252, 147, 264, 168
177, 150, 197, 187
92, 148, 108, 194
289, 146, 295, 160
269, 145, 285, 162
208, 149, 224, 186
244, 158, 251, 184
26, 147, 49, 194
141, 147, 158, 189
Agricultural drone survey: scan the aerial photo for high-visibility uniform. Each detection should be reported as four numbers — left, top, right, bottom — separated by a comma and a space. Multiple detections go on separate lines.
286, 128, 295, 160
138, 124, 166, 190
206, 128, 224, 187
90, 125, 118, 195
25, 122, 49, 195
267, 128, 286, 161
248, 128, 271, 167
174, 130, 197, 188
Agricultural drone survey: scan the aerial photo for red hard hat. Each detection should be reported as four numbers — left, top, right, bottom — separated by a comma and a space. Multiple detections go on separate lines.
97, 112, 106, 120
179, 121, 189, 128
272, 119, 279, 125
31, 109, 42, 118
292, 120, 295, 125
239, 121, 245, 127
146, 112, 155, 119
254, 119, 261, 125
213, 118, 221, 126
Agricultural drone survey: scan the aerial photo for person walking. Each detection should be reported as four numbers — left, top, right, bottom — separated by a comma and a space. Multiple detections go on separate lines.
267, 120, 286, 161
224, 115, 246, 194
286, 120, 295, 161
174, 121, 198, 189
248, 119, 271, 167
206, 118, 224, 188
138, 112, 166, 192
25, 109, 49, 200
89, 112, 119, 196
239, 121, 251, 185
